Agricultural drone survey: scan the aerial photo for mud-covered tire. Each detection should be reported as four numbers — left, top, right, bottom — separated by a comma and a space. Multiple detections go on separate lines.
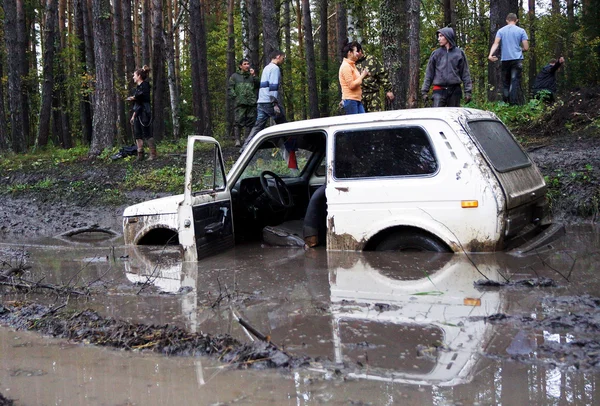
375, 231, 451, 252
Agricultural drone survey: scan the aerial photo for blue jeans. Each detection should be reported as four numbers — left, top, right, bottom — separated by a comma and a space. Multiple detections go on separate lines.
343, 99, 365, 114
501, 60, 524, 105
241, 102, 286, 152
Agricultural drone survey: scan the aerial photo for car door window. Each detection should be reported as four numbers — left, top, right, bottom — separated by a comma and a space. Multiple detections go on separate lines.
190, 143, 226, 194
334, 127, 438, 179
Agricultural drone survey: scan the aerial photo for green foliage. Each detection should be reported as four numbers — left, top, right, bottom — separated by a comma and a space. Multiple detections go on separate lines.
123, 164, 185, 193
0, 145, 89, 172
467, 98, 546, 127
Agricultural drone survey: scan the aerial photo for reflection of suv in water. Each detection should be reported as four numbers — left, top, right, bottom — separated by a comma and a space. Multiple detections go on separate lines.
123, 108, 563, 260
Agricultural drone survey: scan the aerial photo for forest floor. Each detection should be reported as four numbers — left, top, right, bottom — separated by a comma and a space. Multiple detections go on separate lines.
0, 87, 599, 239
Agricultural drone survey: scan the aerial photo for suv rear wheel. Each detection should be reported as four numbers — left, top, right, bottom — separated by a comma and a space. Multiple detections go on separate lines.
375, 231, 451, 252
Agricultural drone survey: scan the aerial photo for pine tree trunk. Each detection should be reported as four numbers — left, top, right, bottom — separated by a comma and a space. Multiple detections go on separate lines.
443, 0, 456, 28
152, 0, 166, 140
4, 0, 26, 152
90, 0, 117, 156
318, 0, 329, 117
0, 49, 8, 151
283, 0, 294, 120
528, 0, 536, 94
381, 0, 407, 109
302, 0, 319, 118
114, 0, 130, 143
17, 0, 31, 147
141, 0, 151, 65
74, 0, 94, 145
295, 0, 307, 119
406, 0, 420, 109
54, 0, 72, 148
261, 0, 279, 65
246, 0, 260, 70
37, 0, 58, 148
189, 0, 212, 136
226, 0, 236, 139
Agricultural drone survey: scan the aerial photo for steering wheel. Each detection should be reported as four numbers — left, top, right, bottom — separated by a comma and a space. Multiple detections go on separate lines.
259, 170, 294, 208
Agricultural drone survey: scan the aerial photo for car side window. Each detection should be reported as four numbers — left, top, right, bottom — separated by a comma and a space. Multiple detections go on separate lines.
334, 127, 438, 179
190, 143, 226, 194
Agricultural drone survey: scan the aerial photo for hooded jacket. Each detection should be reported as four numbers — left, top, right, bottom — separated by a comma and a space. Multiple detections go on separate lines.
532, 60, 563, 94
228, 68, 260, 107
421, 27, 472, 96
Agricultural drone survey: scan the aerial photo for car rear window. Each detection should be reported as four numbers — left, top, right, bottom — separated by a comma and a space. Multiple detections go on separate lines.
334, 127, 438, 179
467, 120, 531, 172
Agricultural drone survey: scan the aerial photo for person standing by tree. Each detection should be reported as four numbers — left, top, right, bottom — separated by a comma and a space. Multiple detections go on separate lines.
339, 40, 369, 114
488, 13, 529, 105
240, 50, 286, 153
421, 27, 472, 107
356, 48, 395, 112
127, 66, 155, 160
532, 57, 565, 103
228, 59, 260, 147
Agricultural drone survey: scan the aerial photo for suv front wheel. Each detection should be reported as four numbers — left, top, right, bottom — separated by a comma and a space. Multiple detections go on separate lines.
375, 231, 451, 252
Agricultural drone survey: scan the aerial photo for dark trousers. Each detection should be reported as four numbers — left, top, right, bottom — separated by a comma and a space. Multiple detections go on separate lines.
501, 60, 524, 105
241, 102, 286, 152
432, 85, 462, 107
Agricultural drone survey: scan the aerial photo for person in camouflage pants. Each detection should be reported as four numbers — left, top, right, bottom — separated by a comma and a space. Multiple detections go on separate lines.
356, 51, 395, 112
228, 59, 260, 146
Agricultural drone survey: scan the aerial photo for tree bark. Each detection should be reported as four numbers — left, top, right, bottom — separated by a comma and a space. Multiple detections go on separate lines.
406, 0, 420, 109
226, 0, 236, 139
295, 0, 307, 119
17, 0, 31, 147
189, 0, 212, 136
90, 0, 117, 156
381, 0, 407, 109
302, 0, 319, 118
528, 0, 536, 94
318, 0, 329, 117
152, 0, 166, 140
74, 0, 94, 145
443, 0, 456, 28
165, 1, 182, 140
488, 0, 518, 102
283, 0, 294, 120
246, 0, 260, 70
141, 0, 152, 65
4, 0, 26, 152
261, 0, 279, 65
37, 0, 59, 148
114, 0, 130, 143
0, 37, 8, 151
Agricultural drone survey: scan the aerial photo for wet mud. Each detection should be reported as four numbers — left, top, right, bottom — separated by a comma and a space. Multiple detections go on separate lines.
1, 225, 600, 405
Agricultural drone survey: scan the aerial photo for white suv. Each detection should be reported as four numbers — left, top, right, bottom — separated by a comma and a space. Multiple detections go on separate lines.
122, 108, 563, 260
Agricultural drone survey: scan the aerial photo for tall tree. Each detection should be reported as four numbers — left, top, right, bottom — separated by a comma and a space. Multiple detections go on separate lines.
189, 0, 212, 135
302, 0, 319, 118
0, 37, 8, 151
37, 0, 59, 148
225, 0, 236, 139
406, 0, 420, 108
4, 0, 26, 152
487, 0, 518, 102
443, 0, 457, 28
164, 1, 182, 140
318, 0, 329, 117
74, 0, 93, 145
53, 0, 72, 148
114, 0, 130, 143
295, 0, 307, 119
17, 0, 31, 147
283, 0, 295, 120
151, 0, 166, 140
381, 0, 407, 109
141, 0, 151, 65
261, 0, 279, 65
90, 0, 117, 156
528, 0, 536, 94
246, 0, 260, 70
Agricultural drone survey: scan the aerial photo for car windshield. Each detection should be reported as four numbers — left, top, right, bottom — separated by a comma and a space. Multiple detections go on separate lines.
239, 134, 321, 180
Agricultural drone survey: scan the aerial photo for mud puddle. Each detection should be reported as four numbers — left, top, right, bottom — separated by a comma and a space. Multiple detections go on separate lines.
1, 224, 600, 405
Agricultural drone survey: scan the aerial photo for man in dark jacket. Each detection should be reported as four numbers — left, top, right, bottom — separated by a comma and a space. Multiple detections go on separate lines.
532, 57, 564, 103
228, 59, 259, 146
421, 27, 472, 107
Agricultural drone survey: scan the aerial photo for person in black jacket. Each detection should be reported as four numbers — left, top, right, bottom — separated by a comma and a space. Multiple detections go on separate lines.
532, 57, 565, 103
421, 27, 472, 107
127, 66, 155, 160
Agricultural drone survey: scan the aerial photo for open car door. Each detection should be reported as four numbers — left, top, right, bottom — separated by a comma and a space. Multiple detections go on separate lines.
178, 136, 234, 261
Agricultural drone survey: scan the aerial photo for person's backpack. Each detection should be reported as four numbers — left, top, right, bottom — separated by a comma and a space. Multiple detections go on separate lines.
111, 145, 138, 160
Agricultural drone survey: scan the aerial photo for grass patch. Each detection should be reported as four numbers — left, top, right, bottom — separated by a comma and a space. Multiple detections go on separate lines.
124, 164, 185, 193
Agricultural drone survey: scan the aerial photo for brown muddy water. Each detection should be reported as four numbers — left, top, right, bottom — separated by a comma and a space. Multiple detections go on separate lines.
1, 225, 600, 405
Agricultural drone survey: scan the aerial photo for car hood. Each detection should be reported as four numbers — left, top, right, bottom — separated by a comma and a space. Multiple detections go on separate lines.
122, 194, 183, 217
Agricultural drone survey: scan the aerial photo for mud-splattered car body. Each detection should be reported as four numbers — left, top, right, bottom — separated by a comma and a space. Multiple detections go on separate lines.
123, 108, 563, 260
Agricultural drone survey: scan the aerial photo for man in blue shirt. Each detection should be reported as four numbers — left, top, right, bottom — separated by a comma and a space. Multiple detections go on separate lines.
240, 50, 286, 153
488, 13, 529, 105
